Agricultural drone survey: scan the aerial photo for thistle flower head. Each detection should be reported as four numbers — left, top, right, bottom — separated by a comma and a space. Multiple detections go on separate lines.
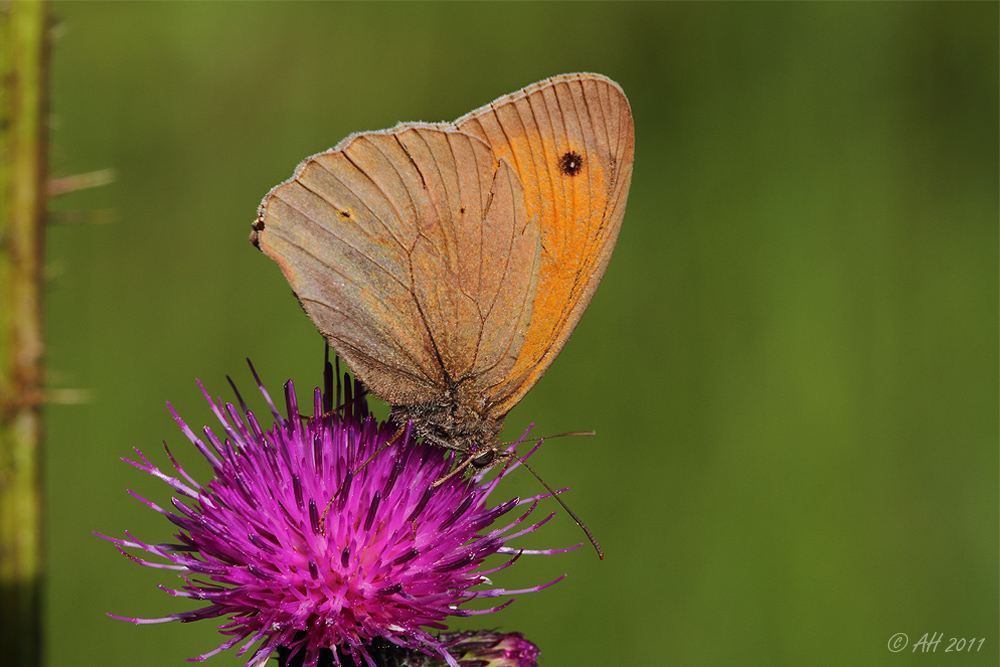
103, 362, 573, 667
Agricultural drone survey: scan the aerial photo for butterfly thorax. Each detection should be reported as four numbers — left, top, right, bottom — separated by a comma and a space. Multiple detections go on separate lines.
391, 400, 503, 465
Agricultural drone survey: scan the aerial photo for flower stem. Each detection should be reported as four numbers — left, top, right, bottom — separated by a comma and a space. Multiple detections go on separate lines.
0, 2, 51, 666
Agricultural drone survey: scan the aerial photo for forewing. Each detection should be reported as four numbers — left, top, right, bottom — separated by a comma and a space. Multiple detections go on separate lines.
253, 124, 539, 408
454, 72, 635, 417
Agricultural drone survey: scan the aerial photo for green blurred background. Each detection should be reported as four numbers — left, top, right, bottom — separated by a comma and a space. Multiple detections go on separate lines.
42, 2, 996, 666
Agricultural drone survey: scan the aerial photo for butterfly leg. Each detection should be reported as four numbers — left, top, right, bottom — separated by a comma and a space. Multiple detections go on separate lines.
318, 423, 406, 532
431, 452, 480, 487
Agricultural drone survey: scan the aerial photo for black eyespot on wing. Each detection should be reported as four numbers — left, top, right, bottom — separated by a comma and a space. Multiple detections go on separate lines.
558, 151, 584, 176
340, 210, 351, 219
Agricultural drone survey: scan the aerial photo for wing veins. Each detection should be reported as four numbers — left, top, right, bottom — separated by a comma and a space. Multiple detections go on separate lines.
407, 255, 453, 389
400, 132, 460, 382
568, 79, 604, 303
342, 139, 418, 253
274, 189, 410, 294
466, 166, 520, 377
470, 187, 537, 392
308, 156, 409, 253
307, 324, 437, 388
543, 83, 572, 271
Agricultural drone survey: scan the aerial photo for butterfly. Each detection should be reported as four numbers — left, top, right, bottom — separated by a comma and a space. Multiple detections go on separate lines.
251, 72, 634, 474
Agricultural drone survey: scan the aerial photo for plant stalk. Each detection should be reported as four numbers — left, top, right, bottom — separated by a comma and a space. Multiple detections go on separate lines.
0, 1, 51, 666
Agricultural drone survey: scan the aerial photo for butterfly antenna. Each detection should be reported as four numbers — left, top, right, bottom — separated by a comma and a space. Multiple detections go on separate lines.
501, 430, 596, 446
510, 450, 604, 560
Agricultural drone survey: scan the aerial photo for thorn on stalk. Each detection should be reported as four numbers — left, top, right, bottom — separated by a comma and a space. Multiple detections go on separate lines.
47, 168, 115, 196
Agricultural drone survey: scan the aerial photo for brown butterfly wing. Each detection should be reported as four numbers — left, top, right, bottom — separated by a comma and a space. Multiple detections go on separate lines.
253, 125, 540, 408
454, 73, 635, 418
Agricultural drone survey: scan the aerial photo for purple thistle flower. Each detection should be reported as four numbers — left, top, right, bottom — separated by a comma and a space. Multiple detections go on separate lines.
101, 362, 574, 667
438, 631, 541, 667
276, 630, 540, 667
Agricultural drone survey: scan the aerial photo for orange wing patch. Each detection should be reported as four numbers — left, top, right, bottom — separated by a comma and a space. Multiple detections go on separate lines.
456, 73, 635, 416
